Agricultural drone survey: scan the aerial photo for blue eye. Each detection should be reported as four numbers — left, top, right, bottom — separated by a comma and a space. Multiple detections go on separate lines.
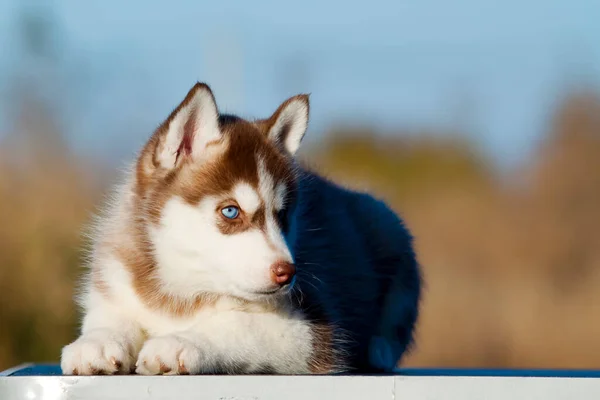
221, 206, 239, 219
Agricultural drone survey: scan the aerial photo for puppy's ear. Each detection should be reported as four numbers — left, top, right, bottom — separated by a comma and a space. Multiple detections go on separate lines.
145, 82, 222, 173
260, 94, 309, 156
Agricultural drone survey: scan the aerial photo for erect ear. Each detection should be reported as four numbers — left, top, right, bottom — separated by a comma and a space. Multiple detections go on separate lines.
153, 82, 221, 169
263, 94, 309, 156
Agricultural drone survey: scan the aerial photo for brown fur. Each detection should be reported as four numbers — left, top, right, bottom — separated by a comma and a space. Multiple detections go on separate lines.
108, 89, 299, 317
88, 84, 338, 373
91, 268, 109, 297
308, 323, 343, 374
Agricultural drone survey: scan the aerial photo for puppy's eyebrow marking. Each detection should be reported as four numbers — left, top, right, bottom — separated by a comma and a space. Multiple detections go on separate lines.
256, 156, 276, 208
274, 183, 287, 211
233, 182, 261, 214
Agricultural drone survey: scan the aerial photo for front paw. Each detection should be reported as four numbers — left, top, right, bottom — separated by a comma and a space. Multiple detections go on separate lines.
61, 331, 135, 375
135, 335, 204, 375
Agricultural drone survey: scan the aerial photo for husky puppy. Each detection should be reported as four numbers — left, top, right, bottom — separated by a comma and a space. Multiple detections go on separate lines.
60, 83, 422, 375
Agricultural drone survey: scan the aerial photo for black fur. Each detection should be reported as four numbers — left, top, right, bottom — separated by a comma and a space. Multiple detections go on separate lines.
284, 168, 422, 373
218, 113, 242, 127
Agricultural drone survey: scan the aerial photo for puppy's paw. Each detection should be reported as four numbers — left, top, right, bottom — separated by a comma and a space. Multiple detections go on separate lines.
135, 335, 204, 375
61, 330, 135, 375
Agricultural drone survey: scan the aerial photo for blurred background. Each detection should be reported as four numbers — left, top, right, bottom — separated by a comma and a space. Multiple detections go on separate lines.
1, 0, 600, 371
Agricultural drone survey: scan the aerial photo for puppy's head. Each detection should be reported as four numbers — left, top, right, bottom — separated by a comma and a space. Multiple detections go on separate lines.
134, 83, 309, 302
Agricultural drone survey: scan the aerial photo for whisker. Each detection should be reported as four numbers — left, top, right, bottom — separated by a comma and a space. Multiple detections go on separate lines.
298, 277, 319, 291
299, 270, 325, 286
291, 285, 305, 305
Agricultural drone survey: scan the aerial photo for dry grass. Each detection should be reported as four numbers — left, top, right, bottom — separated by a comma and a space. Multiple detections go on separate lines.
1, 91, 599, 371
316, 91, 600, 368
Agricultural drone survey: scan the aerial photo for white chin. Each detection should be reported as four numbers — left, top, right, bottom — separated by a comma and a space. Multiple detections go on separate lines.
235, 287, 287, 302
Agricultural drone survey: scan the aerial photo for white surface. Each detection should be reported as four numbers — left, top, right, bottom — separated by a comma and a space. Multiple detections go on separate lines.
397, 376, 600, 400
2, 374, 600, 400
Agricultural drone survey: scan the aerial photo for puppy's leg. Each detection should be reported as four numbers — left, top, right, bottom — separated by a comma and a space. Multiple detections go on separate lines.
136, 310, 314, 375
61, 295, 144, 375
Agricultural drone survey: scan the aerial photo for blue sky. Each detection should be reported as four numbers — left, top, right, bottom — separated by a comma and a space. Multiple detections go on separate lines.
0, 0, 599, 168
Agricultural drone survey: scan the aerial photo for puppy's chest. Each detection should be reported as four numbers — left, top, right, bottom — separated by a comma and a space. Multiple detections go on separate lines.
138, 310, 204, 337
136, 300, 314, 342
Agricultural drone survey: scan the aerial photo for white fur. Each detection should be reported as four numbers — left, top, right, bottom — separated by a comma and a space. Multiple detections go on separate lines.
61, 85, 319, 376
267, 97, 308, 155
257, 157, 275, 209
274, 183, 287, 211
232, 182, 261, 215
62, 263, 146, 375
151, 191, 291, 300
63, 245, 313, 374
256, 157, 292, 261
60, 328, 139, 375
63, 164, 308, 376
135, 302, 313, 374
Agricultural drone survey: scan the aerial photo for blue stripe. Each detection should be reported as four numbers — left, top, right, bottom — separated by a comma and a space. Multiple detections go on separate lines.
395, 368, 600, 378
4, 364, 600, 378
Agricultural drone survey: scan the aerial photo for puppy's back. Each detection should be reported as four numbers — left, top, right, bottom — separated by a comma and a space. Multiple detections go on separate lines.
291, 170, 421, 372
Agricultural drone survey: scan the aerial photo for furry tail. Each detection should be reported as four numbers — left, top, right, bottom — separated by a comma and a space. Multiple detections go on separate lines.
369, 253, 422, 371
